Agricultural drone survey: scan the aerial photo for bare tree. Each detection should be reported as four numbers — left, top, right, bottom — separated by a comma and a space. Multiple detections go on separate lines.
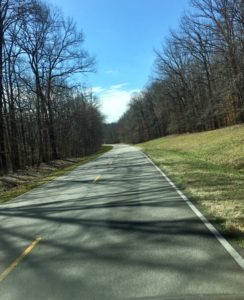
0, 0, 102, 175
118, 0, 244, 144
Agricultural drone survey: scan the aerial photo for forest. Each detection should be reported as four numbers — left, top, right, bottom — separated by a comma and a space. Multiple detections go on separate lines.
1, 0, 244, 175
0, 0, 103, 175
116, 0, 244, 144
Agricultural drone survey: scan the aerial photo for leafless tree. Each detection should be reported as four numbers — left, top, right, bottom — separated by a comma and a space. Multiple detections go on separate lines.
0, 0, 102, 175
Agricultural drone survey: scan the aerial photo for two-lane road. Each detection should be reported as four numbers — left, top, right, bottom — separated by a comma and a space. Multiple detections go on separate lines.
0, 145, 244, 299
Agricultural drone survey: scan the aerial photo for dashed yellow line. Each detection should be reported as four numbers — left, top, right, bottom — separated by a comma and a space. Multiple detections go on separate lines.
0, 236, 43, 283
93, 175, 101, 183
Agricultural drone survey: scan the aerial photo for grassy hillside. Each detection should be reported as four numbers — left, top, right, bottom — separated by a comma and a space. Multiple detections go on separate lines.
138, 125, 244, 248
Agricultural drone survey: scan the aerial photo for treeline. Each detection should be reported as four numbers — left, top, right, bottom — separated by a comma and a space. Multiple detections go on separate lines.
118, 0, 244, 144
0, 0, 103, 175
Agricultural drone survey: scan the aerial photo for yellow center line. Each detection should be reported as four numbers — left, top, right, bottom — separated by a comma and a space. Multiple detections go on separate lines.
93, 175, 101, 183
0, 236, 43, 283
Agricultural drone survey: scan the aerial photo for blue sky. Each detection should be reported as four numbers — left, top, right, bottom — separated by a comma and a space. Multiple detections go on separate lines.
48, 0, 190, 122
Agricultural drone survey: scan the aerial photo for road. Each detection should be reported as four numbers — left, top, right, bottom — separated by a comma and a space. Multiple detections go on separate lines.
0, 144, 244, 300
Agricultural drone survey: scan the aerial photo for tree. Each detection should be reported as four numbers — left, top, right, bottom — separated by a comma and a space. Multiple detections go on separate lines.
0, 0, 102, 175
118, 0, 244, 144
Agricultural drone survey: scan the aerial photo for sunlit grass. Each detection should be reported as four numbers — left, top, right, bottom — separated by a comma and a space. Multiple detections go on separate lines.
138, 124, 244, 248
0, 145, 112, 205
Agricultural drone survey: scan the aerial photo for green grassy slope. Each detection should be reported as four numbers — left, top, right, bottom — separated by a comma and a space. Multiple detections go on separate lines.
138, 125, 244, 248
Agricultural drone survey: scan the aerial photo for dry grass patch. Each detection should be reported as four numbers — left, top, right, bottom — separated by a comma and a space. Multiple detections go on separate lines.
138, 125, 244, 248
0, 146, 112, 204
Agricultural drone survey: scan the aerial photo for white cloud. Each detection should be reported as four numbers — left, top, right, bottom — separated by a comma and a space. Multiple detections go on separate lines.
92, 86, 104, 94
93, 83, 139, 123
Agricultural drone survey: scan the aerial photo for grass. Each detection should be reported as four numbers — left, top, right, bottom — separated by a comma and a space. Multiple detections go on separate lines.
0, 145, 112, 205
138, 124, 244, 248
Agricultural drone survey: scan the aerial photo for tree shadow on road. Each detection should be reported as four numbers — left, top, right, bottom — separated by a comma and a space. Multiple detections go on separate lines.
0, 148, 244, 298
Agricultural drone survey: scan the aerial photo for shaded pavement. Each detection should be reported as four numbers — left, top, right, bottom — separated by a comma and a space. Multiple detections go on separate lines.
0, 145, 243, 299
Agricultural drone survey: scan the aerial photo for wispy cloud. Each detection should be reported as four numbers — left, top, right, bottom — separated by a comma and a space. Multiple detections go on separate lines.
93, 83, 139, 123
105, 69, 119, 75
92, 86, 104, 94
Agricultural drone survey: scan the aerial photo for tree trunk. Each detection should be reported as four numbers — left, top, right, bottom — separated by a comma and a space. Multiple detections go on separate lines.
0, 15, 7, 174
47, 78, 58, 159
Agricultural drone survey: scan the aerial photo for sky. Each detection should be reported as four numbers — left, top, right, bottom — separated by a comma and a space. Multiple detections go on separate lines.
48, 0, 190, 123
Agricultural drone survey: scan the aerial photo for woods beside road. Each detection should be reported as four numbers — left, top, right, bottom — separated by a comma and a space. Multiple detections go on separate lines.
0, 0, 103, 176
0, 0, 243, 254
1, 0, 244, 179
106, 0, 244, 145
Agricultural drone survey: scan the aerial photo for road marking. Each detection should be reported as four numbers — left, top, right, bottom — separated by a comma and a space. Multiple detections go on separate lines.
93, 175, 101, 183
143, 152, 244, 271
0, 236, 43, 283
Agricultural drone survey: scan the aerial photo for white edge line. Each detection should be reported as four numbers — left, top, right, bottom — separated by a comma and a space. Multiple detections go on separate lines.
142, 152, 244, 271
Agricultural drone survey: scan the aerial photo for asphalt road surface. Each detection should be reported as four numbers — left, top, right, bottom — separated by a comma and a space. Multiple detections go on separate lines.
0, 144, 244, 300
